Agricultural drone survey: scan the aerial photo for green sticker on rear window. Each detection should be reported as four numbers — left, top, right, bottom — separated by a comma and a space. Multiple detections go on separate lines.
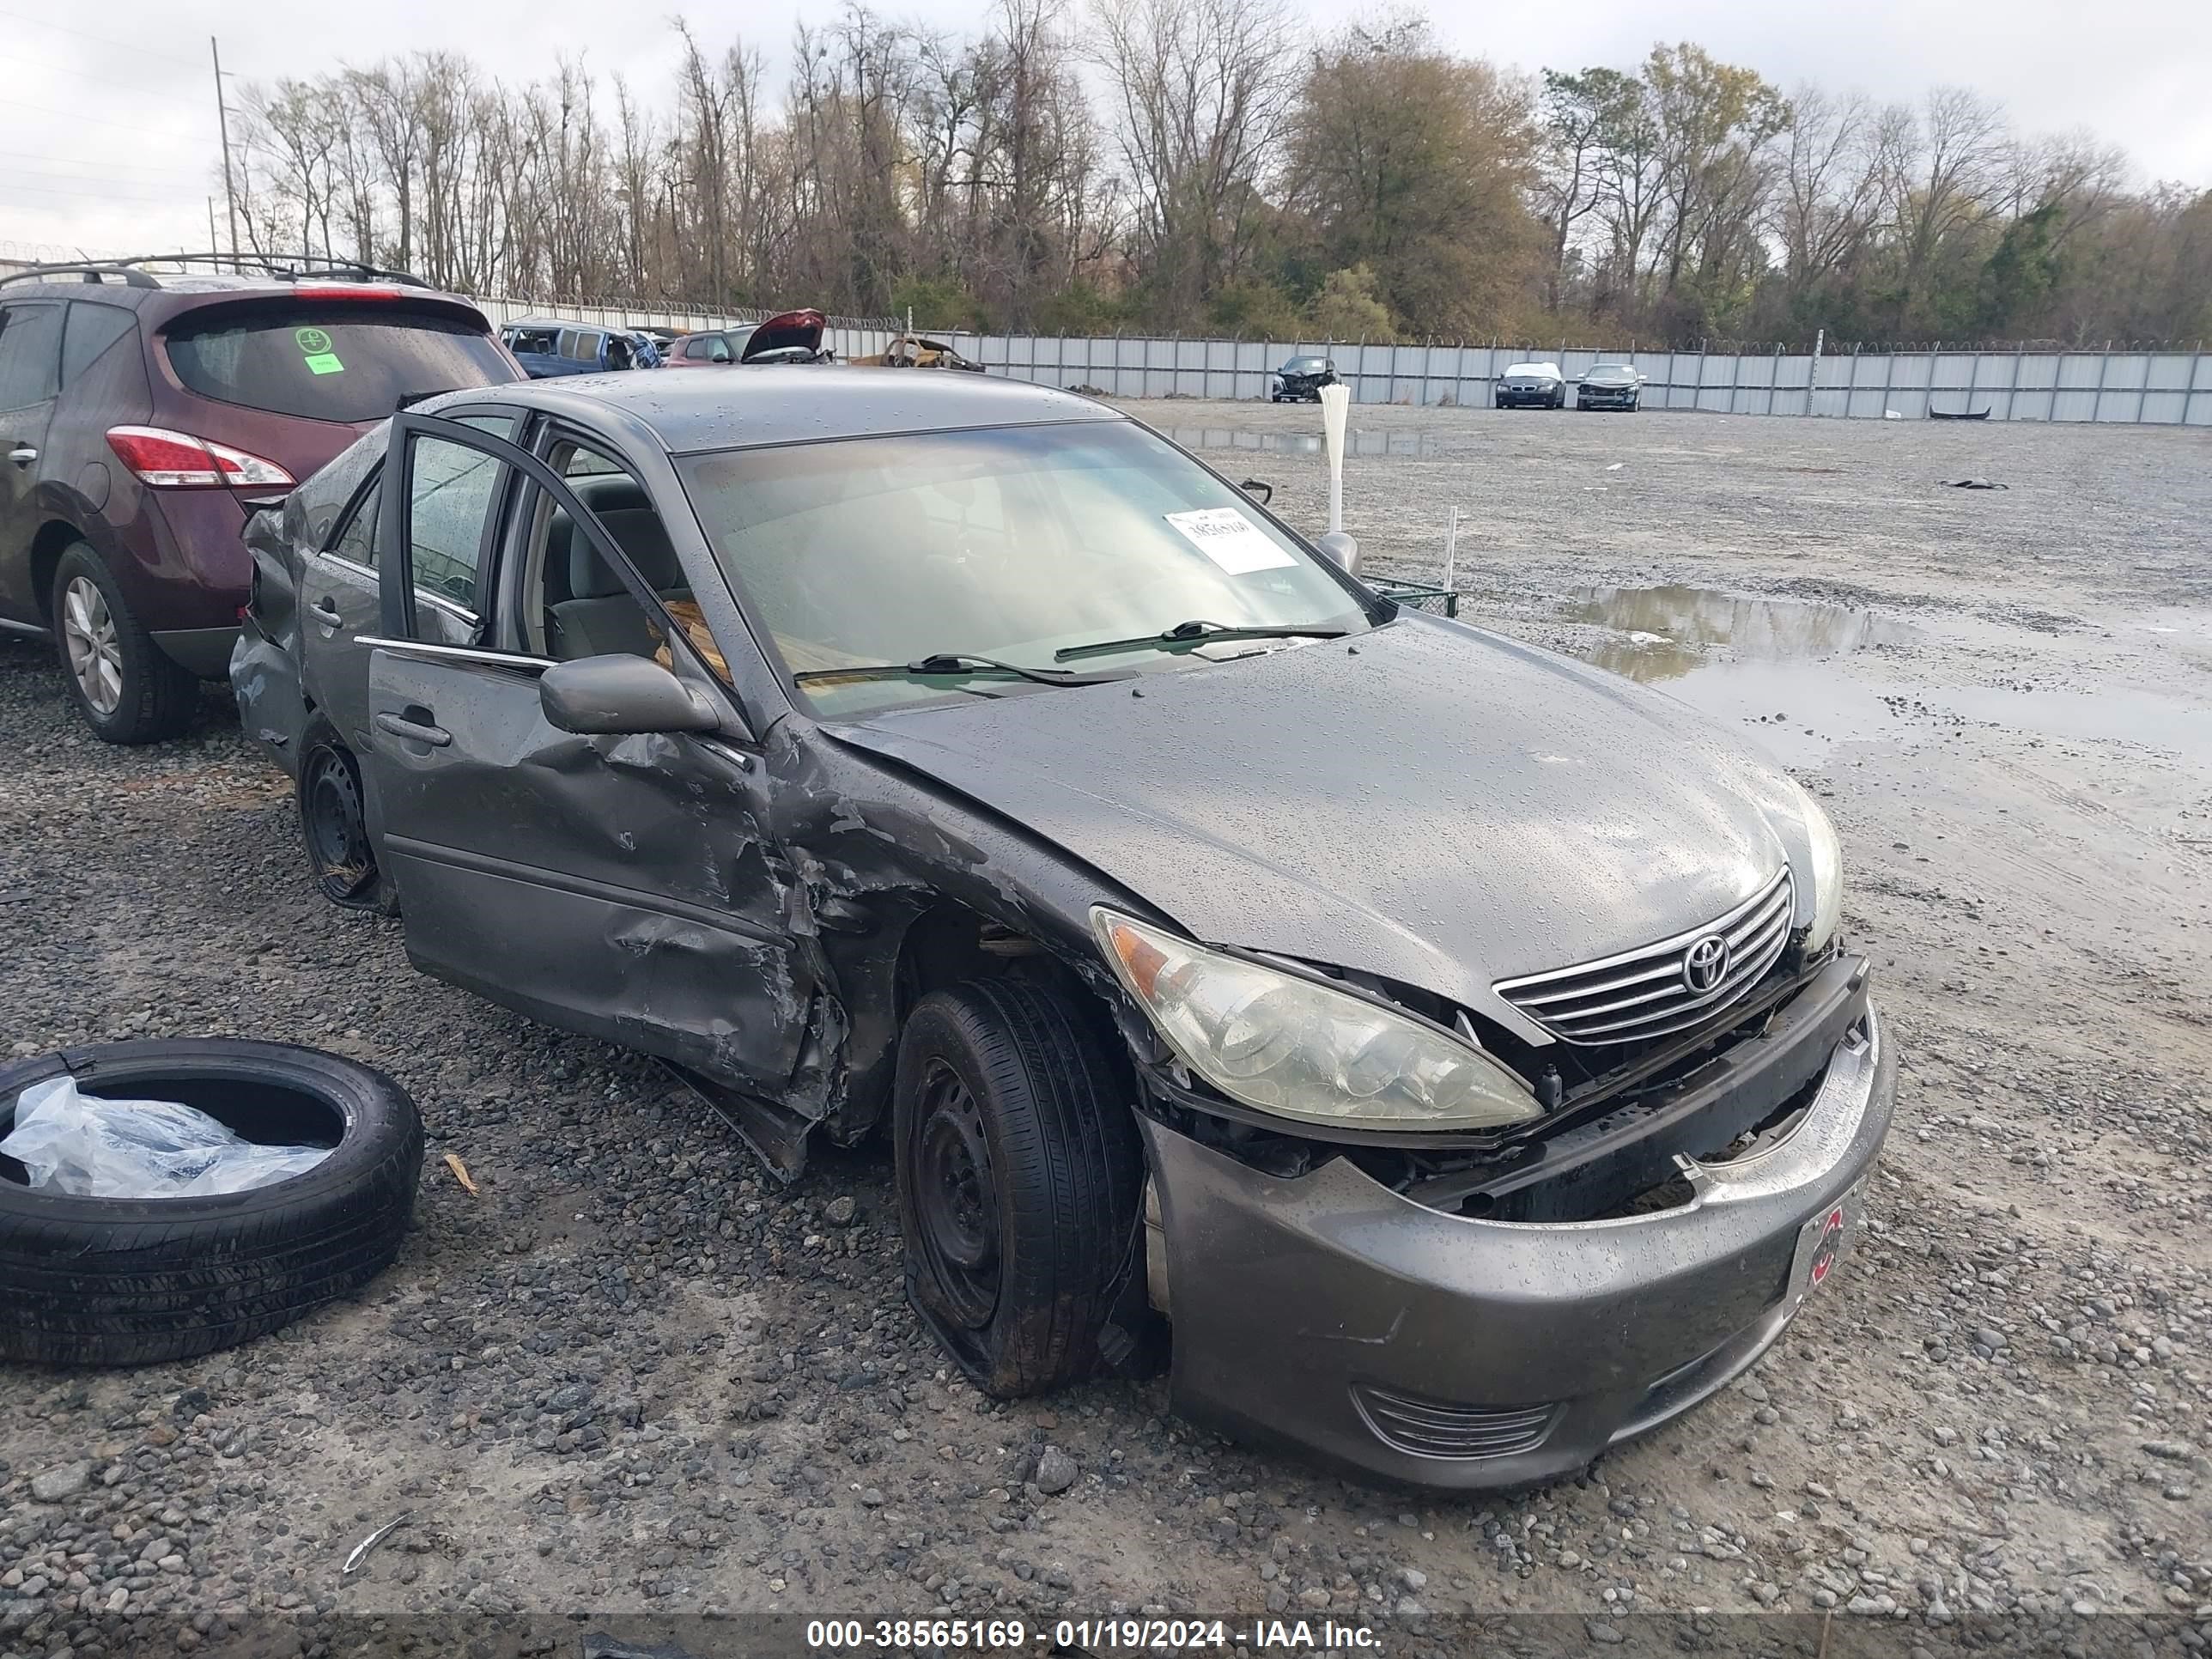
304, 352, 345, 375
295, 326, 333, 356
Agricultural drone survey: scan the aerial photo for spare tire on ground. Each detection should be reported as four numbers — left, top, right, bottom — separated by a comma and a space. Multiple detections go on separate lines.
0, 1039, 422, 1367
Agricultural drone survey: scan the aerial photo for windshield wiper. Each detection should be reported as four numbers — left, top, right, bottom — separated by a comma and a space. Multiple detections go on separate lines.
1053, 618, 1348, 664
791, 652, 1126, 688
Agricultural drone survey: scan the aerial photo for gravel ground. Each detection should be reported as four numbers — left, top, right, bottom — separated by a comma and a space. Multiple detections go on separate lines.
2, 402, 2209, 1657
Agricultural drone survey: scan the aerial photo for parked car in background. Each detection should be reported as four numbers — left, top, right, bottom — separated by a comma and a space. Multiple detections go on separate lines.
1496, 362, 1566, 409
1270, 356, 1338, 402
1578, 363, 1644, 411
851, 334, 984, 372
500, 320, 659, 378
665, 310, 830, 368
0, 253, 517, 741
233, 366, 1887, 1492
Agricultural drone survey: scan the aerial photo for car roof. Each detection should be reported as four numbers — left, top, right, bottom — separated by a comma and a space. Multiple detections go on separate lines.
439, 363, 1119, 453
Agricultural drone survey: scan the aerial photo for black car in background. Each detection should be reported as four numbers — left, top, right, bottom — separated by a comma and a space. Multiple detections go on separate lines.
0, 253, 516, 741
1270, 356, 1338, 402
1578, 363, 1644, 411
1495, 362, 1566, 410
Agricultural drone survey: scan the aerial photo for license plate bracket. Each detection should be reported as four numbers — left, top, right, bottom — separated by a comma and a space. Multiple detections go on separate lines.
1789, 1181, 1863, 1304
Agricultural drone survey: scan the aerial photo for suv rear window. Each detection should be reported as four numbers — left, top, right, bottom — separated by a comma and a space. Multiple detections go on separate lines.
162, 303, 514, 423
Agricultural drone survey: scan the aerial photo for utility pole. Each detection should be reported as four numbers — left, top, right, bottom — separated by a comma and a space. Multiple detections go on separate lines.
211, 38, 240, 271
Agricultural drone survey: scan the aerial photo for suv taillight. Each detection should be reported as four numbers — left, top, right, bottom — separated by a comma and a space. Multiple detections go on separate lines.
106, 426, 295, 489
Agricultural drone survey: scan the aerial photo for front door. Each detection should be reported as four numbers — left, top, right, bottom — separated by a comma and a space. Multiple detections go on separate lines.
358, 412, 807, 1096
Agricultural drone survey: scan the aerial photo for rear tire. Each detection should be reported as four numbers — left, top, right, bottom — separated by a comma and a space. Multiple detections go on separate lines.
895, 978, 1143, 1397
51, 543, 198, 744
298, 730, 400, 915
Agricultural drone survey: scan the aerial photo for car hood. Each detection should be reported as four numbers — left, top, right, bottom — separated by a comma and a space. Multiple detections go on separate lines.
742, 309, 827, 362
828, 612, 1819, 1036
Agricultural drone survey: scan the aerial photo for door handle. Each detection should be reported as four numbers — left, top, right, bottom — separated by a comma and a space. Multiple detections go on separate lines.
5, 447, 34, 467
310, 597, 343, 631
374, 710, 451, 748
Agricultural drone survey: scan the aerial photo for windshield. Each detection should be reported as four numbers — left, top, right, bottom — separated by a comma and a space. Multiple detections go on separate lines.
1589, 364, 1633, 375
675, 421, 1376, 718
1283, 358, 1326, 373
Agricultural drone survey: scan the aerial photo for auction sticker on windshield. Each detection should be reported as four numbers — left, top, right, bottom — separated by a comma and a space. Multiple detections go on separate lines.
1165, 507, 1297, 575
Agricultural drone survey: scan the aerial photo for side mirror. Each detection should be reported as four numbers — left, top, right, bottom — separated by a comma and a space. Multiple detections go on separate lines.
1315, 531, 1359, 574
1238, 477, 1273, 506
540, 654, 722, 737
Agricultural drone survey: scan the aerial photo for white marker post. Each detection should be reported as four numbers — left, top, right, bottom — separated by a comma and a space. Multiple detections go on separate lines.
1316, 382, 1358, 573
1443, 505, 1460, 597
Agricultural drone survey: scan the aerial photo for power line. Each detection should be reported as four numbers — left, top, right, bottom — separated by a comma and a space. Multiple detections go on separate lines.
9, 56, 208, 97
0, 6, 204, 70
0, 149, 209, 182
0, 95, 204, 137
0, 180, 193, 204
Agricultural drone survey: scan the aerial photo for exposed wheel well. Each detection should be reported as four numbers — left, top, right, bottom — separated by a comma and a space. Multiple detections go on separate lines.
29, 521, 85, 623
865, 900, 1122, 1127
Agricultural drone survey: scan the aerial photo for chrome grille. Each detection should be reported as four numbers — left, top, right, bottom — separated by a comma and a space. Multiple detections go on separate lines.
1351, 1383, 1559, 1461
1494, 866, 1795, 1046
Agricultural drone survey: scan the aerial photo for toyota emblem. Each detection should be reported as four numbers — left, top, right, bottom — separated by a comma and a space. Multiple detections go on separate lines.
1681, 933, 1731, 994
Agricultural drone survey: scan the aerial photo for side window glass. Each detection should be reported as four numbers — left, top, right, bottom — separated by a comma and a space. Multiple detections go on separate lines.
405, 437, 506, 616
0, 304, 64, 410
331, 477, 380, 568
708, 337, 732, 363
61, 303, 137, 386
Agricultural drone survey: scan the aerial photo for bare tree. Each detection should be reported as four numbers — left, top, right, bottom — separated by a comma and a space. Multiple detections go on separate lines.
1089, 0, 1296, 319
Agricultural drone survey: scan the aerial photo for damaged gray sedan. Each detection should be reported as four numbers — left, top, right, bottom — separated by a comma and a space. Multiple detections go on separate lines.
232, 369, 1893, 1489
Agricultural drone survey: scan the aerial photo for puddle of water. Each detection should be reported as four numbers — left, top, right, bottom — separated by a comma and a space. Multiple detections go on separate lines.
1550, 585, 2212, 775
1632, 657, 2212, 776
1559, 585, 1915, 682
1167, 427, 1443, 458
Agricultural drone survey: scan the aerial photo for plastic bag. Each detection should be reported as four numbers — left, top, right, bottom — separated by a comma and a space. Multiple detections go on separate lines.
1, 1075, 331, 1199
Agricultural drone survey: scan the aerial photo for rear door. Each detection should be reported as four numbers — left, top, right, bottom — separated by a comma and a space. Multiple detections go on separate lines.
357, 411, 805, 1093
296, 410, 520, 755
0, 302, 63, 619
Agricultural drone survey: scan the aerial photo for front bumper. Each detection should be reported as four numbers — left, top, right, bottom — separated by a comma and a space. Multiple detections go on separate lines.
1580, 388, 1639, 407
1495, 387, 1559, 407
1142, 1003, 1895, 1490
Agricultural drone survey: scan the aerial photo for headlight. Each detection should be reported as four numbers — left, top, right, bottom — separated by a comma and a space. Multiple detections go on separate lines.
1092, 909, 1541, 1133
1800, 791, 1844, 951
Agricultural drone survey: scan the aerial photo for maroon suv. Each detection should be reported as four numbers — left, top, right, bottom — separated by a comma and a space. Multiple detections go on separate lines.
0, 257, 518, 741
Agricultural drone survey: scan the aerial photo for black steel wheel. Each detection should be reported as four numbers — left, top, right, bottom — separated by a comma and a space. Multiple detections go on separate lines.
298, 732, 398, 915
894, 978, 1143, 1396
910, 1060, 1001, 1328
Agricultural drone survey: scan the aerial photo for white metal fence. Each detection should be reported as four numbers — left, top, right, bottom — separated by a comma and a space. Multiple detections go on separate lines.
8, 264, 2201, 424
457, 295, 2212, 426
949, 337, 2212, 424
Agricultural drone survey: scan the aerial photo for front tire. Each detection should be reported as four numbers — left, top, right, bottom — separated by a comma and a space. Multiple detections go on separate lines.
51, 543, 198, 744
895, 978, 1142, 1397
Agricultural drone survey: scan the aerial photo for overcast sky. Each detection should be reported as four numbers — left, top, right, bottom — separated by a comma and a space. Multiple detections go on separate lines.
5, 0, 2208, 264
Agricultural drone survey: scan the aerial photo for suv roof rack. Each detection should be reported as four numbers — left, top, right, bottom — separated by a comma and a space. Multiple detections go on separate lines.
0, 263, 162, 290
1, 252, 435, 292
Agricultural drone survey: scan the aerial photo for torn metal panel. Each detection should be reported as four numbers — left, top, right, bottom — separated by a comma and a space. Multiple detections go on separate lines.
368, 647, 807, 1097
